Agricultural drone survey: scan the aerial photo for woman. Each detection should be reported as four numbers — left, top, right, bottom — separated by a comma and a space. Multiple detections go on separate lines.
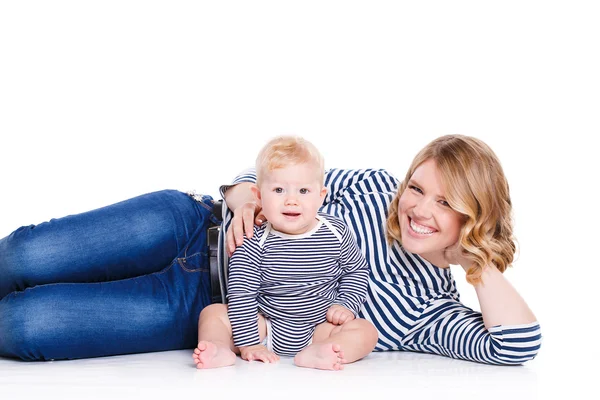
223, 135, 541, 365
0, 134, 541, 364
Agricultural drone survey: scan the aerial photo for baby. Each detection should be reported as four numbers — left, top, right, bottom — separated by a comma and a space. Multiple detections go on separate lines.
193, 135, 378, 370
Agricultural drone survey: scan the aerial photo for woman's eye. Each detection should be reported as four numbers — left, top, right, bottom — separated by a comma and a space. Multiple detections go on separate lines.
299, 188, 309, 194
439, 200, 450, 207
274, 187, 283, 193
409, 185, 423, 194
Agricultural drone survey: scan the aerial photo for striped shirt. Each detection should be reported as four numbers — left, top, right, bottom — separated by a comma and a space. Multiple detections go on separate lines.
220, 168, 542, 365
227, 213, 369, 356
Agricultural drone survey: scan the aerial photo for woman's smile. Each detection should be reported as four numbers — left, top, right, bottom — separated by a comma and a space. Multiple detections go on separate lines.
408, 217, 436, 236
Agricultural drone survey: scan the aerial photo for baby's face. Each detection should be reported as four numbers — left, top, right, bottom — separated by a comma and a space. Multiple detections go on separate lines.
256, 163, 326, 235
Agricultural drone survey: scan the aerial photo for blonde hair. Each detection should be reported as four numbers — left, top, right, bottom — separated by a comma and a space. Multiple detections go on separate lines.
255, 136, 325, 186
386, 135, 516, 285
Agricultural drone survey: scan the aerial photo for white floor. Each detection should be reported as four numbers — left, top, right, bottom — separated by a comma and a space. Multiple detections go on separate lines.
0, 345, 590, 400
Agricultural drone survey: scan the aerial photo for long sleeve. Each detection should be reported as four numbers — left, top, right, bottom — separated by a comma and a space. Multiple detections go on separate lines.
219, 168, 257, 199
401, 297, 542, 365
333, 223, 370, 315
226, 230, 262, 348
322, 168, 399, 207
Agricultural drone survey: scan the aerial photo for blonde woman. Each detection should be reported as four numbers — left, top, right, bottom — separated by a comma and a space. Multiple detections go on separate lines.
223, 134, 541, 365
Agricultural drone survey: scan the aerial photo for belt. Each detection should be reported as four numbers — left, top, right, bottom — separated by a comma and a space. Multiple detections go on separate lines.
208, 200, 227, 304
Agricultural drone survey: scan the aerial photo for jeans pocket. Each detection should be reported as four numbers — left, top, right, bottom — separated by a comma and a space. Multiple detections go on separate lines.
178, 251, 209, 273
186, 191, 221, 225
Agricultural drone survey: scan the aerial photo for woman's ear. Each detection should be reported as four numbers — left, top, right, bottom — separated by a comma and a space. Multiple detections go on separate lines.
250, 184, 262, 207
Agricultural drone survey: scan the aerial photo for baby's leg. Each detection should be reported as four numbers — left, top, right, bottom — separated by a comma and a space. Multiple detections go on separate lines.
294, 319, 378, 370
193, 305, 272, 369
193, 304, 237, 369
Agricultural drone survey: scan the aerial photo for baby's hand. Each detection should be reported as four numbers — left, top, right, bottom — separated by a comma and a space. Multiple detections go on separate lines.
239, 344, 279, 364
326, 304, 355, 325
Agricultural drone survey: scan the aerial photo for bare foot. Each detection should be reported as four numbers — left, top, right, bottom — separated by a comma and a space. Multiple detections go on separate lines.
294, 343, 346, 371
192, 341, 236, 369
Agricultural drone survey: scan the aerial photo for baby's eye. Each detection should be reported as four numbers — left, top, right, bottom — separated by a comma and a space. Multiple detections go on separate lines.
299, 188, 309, 194
409, 185, 423, 194
274, 187, 283, 193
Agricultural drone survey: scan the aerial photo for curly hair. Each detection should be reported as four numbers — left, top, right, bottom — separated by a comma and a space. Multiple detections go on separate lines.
386, 135, 516, 285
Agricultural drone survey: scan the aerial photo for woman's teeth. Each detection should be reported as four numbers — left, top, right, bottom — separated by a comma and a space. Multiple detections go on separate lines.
410, 219, 434, 235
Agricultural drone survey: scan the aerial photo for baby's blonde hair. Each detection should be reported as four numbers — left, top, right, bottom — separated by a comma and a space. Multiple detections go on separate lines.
386, 135, 516, 285
255, 136, 325, 187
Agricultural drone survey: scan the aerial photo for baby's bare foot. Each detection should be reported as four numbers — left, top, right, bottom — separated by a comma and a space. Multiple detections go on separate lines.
294, 343, 346, 371
192, 341, 236, 369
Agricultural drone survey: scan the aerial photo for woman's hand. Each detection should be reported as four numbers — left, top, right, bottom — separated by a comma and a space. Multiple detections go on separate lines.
239, 344, 279, 363
443, 242, 474, 272
326, 305, 355, 325
226, 202, 266, 256
445, 241, 536, 328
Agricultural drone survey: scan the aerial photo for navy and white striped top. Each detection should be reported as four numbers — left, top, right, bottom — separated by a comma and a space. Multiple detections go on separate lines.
220, 168, 542, 365
227, 213, 369, 348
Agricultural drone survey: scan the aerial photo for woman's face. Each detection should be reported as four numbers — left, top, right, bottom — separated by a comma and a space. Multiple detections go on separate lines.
397, 159, 464, 268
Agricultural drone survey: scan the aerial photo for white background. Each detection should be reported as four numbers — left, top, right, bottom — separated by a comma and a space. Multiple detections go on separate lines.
1, 0, 599, 396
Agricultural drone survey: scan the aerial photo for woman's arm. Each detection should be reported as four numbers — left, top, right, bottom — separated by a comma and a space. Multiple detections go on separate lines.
424, 243, 541, 365
223, 182, 256, 213
402, 298, 541, 365
473, 264, 537, 329
322, 168, 398, 207
445, 247, 537, 330
222, 168, 399, 256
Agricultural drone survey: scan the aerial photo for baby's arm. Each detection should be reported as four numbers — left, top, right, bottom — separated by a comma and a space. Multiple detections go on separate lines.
226, 232, 263, 350
333, 223, 370, 316
226, 229, 281, 364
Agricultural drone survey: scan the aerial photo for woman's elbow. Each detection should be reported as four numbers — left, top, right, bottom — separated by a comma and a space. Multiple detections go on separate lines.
489, 324, 542, 365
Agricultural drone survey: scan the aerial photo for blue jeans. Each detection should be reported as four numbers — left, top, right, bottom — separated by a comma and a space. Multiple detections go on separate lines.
0, 190, 219, 361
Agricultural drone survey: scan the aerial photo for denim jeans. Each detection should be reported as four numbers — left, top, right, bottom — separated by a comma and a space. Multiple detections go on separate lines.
0, 190, 219, 361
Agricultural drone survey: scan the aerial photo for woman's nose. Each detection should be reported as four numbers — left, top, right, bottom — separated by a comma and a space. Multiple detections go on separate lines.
413, 198, 433, 219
